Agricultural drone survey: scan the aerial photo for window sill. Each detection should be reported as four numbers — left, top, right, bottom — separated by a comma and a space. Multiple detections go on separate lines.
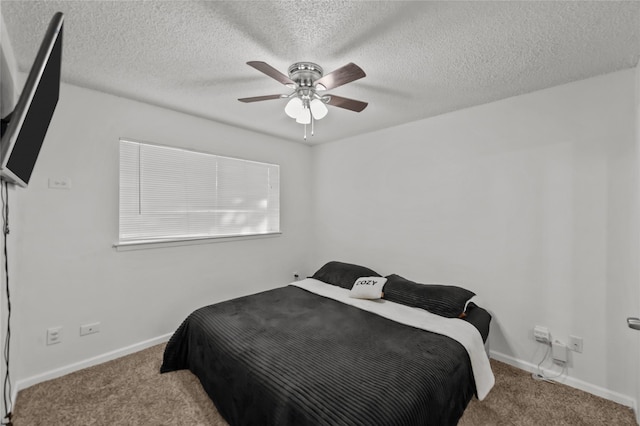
113, 232, 282, 251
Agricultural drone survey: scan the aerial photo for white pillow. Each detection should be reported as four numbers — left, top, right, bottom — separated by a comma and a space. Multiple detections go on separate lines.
349, 277, 388, 300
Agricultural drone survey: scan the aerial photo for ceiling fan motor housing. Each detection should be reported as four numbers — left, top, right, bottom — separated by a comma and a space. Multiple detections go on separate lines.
288, 62, 323, 88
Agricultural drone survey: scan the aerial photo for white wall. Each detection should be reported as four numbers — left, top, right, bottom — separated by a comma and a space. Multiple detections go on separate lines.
312, 69, 640, 404
12, 82, 314, 382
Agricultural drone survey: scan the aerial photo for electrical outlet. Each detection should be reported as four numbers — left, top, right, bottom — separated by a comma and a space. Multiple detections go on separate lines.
80, 322, 100, 336
47, 327, 62, 345
533, 325, 550, 343
569, 335, 583, 353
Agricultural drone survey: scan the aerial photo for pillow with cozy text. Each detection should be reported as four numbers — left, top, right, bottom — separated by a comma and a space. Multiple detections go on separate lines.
349, 277, 388, 300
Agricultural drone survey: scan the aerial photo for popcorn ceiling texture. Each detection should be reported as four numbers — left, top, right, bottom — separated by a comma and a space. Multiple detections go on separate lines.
2, 1, 639, 144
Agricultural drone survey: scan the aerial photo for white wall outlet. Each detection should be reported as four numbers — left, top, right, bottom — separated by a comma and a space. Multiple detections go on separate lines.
533, 325, 550, 343
569, 335, 583, 353
46, 327, 62, 345
80, 322, 100, 336
48, 177, 71, 190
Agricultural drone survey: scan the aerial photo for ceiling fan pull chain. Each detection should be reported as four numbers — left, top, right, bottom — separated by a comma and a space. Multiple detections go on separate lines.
311, 116, 314, 136
304, 124, 307, 140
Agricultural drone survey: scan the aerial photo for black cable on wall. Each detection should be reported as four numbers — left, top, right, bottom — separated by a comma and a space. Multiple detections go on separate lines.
1, 181, 12, 426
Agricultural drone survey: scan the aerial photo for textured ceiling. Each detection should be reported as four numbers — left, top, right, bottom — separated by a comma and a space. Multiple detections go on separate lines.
2, 1, 639, 144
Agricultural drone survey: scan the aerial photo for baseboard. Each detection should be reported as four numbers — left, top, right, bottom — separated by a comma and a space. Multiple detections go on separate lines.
490, 350, 636, 409
10, 339, 637, 419
13, 332, 173, 408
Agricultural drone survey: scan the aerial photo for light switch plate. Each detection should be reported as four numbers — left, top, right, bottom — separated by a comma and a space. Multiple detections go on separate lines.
48, 178, 71, 190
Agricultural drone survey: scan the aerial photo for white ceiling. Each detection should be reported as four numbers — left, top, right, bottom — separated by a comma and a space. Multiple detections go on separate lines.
2, 1, 639, 144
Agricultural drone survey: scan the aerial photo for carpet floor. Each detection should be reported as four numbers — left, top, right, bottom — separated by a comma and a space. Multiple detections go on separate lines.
12, 343, 637, 425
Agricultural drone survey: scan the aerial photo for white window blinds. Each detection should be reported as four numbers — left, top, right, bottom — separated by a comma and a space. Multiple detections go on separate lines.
119, 139, 280, 243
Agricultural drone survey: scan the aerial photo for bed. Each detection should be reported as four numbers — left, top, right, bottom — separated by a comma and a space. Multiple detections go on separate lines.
161, 261, 494, 426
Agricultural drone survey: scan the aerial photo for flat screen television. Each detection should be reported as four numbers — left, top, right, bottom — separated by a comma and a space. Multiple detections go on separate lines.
0, 12, 64, 188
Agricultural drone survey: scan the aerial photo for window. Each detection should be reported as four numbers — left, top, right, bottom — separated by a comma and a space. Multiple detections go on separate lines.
118, 139, 280, 244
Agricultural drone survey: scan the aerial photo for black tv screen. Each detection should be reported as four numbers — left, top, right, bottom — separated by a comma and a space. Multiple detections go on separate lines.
0, 12, 64, 187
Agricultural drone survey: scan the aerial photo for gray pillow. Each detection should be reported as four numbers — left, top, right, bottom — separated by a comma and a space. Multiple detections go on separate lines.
383, 274, 475, 318
310, 261, 381, 290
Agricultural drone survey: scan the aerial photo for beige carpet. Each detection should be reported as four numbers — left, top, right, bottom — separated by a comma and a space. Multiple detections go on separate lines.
12, 343, 637, 425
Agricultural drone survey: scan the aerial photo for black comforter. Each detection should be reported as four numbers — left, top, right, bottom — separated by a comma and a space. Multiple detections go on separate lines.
161, 285, 490, 426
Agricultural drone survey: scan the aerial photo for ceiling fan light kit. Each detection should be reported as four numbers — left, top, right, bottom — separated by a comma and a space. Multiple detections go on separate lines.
295, 106, 312, 125
239, 61, 368, 140
310, 99, 328, 120
284, 97, 303, 119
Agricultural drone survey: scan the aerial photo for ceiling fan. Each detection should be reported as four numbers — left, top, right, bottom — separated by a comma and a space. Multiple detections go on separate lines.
238, 61, 368, 140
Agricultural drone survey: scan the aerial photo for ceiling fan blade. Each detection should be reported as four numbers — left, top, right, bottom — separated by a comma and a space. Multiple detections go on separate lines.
325, 95, 368, 112
247, 61, 295, 87
238, 94, 285, 103
314, 63, 366, 91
